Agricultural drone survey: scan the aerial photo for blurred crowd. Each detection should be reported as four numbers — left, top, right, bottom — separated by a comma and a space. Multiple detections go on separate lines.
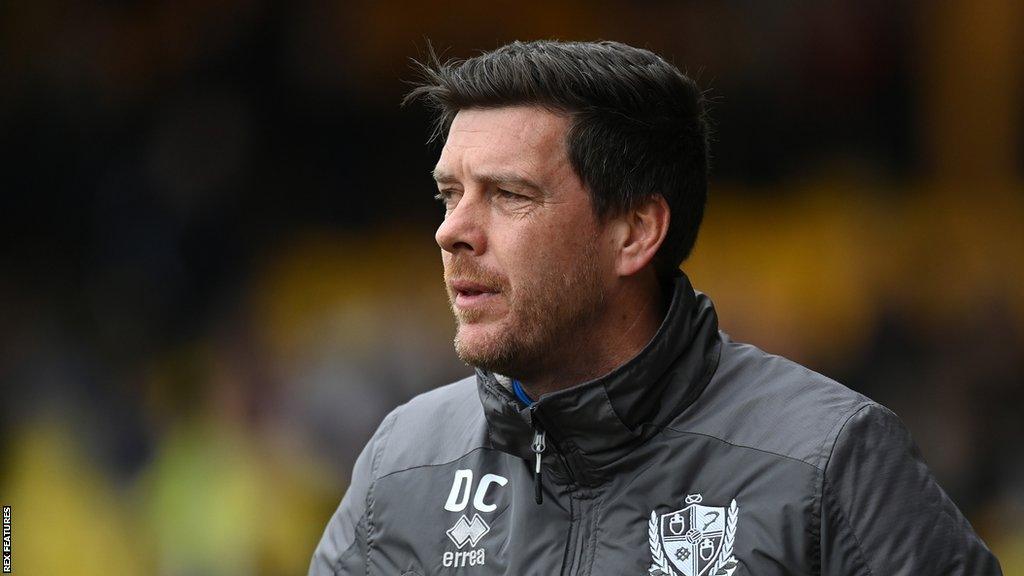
1, 1, 1021, 573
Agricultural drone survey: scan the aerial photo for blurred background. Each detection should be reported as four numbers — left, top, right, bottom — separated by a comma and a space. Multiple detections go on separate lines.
1, 0, 1022, 573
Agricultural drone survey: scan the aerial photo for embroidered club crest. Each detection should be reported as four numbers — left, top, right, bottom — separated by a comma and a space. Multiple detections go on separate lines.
648, 494, 738, 576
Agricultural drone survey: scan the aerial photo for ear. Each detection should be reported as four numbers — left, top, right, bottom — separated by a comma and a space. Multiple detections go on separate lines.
612, 195, 670, 277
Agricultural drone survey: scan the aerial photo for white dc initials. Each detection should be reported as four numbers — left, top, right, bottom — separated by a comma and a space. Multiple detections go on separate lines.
444, 470, 508, 513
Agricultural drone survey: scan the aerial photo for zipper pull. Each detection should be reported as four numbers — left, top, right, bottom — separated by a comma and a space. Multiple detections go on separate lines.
531, 426, 546, 505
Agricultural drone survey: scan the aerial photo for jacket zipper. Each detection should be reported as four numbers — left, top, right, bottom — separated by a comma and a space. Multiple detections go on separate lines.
531, 423, 546, 505
530, 408, 589, 576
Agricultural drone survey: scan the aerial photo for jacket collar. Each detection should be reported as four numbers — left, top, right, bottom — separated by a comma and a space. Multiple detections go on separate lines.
475, 271, 722, 487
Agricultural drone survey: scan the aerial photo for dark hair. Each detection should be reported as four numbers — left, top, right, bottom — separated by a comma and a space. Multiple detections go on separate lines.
404, 39, 710, 277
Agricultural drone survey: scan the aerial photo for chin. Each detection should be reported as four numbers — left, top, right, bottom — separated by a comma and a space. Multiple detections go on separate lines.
453, 322, 518, 372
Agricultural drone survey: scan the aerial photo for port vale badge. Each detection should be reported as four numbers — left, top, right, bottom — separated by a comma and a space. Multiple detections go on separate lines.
648, 493, 739, 576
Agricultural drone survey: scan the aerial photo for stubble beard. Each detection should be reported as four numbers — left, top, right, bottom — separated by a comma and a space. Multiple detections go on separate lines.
447, 244, 605, 379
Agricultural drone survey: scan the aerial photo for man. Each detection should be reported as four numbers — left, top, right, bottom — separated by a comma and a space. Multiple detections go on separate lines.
310, 40, 1001, 575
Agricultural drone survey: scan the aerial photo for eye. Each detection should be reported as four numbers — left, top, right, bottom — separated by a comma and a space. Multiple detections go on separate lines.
497, 189, 525, 201
434, 189, 459, 210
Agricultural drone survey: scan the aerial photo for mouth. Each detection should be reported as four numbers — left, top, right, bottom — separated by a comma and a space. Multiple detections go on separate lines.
450, 280, 502, 308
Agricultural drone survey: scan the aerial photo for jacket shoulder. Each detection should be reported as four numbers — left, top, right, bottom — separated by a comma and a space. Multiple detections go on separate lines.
374, 375, 488, 478
676, 333, 873, 470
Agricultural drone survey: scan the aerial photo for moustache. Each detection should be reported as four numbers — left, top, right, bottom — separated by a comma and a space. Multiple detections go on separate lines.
444, 258, 507, 293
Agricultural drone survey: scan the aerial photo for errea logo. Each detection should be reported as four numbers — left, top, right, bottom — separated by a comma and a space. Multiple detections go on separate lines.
447, 514, 489, 548
442, 469, 506, 568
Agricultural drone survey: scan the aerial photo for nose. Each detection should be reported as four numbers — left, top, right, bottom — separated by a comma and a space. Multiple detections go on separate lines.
435, 192, 487, 255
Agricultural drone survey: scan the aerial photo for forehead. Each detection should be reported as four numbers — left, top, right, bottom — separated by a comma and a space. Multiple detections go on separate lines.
434, 106, 572, 183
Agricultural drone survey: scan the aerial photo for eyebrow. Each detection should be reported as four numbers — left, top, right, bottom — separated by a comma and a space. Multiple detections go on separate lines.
432, 168, 544, 193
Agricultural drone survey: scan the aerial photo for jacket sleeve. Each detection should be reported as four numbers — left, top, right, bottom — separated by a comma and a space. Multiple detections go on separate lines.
309, 411, 397, 576
819, 403, 1002, 575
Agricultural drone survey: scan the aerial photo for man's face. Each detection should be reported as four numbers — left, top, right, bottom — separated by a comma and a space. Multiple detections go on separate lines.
433, 106, 614, 379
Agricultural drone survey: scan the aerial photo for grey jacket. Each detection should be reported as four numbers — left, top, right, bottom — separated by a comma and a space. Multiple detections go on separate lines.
310, 274, 1001, 575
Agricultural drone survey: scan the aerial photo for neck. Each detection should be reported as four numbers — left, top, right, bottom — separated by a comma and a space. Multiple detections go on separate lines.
518, 273, 667, 399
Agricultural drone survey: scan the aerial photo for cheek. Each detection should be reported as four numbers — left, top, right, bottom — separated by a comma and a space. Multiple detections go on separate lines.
503, 225, 563, 273
491, 202, 607, 281
545, 211, 603, 259
509, 223, 596, 282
